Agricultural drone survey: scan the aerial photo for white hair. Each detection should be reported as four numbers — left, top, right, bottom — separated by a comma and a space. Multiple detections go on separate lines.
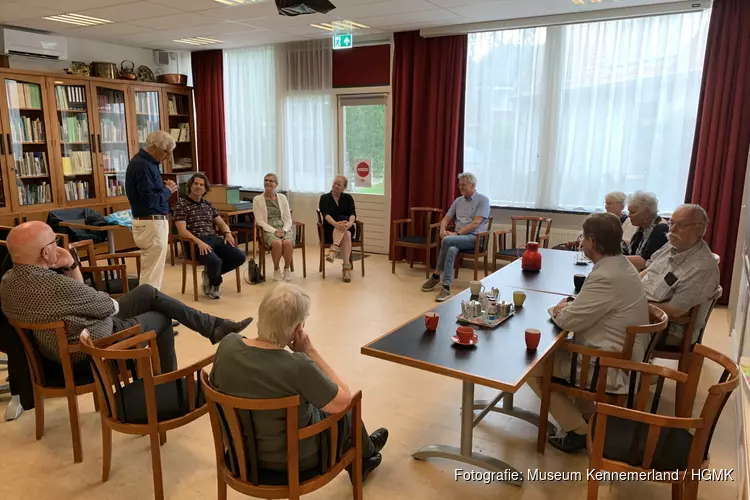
458, 172, 477, 186
605, 191, 627, 205
145, 130, 175, 152
628, 190, 659, 215
256, 283, 311, 346
676, 203, 709, 236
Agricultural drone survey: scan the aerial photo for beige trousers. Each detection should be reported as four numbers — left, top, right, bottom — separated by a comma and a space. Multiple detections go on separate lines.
527, 355, 589, 434
132, 219, 169, 290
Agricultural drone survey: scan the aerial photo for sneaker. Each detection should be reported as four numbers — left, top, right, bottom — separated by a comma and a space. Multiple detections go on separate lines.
273, 269, 283, 282
421, 275, 441, 292
201, 270, 210, 296
548, 431, 587, 454
209, 285, 221, 299
283, 269, 293, 282
435, 287, 451, 302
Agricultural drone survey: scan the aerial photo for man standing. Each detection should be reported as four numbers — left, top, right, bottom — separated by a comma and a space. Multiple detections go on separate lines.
173, 174, 246, 299
126, 131, 177, 290
420, 172, 490, 302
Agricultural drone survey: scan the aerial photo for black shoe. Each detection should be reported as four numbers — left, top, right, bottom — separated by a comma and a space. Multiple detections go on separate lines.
210, 317, 254, 344
370, 428, 389, 454
548, 431, 587, 454
348, 453, 383, 483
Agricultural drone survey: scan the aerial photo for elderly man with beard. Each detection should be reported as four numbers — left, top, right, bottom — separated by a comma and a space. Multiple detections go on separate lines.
640, 204, 721, 346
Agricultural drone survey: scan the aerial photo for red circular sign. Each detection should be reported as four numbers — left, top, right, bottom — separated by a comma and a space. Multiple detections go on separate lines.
356, 161, 370, 177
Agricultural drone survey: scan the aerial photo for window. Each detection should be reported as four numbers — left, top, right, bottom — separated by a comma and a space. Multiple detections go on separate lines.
338, 95, 387, 195
465, 11, 711, 213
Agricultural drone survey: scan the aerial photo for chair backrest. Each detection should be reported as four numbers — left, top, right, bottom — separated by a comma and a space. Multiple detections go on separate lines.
200, 370, 362, 497
510, 216, 552, 248
648, 292, 721, 362
409, 207, 443, 237
624, 304, 668, 362
8, 318, 78, 390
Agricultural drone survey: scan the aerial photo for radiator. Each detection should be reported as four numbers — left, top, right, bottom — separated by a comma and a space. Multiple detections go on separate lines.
492, 225, 581, 250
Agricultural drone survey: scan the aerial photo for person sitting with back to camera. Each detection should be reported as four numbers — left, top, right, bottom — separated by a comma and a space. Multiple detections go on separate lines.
210, 283, 388, 482
253, 172, 296, 282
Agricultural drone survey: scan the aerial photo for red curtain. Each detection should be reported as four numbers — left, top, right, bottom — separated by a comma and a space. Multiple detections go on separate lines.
332, 45, 390, 88
390, 31, 467, 261
191, 50, 227, 185
685, 0, 750, 304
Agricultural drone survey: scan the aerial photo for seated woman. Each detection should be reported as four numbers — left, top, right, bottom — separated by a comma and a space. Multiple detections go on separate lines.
319, 175, 357, 282
253, 173, 295, 282
210, 284, 388, 481
604, 191, 636, 244
623, 190, 669, 271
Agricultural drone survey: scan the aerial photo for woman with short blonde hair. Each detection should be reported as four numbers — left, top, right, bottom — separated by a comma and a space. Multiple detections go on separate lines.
253, 173, 295, 282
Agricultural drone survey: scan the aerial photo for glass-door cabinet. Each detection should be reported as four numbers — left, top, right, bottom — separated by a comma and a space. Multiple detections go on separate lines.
47, 78, 100, 206
131, 87, 164, 172
163, 88, 196, 173
92, 83, 131, 201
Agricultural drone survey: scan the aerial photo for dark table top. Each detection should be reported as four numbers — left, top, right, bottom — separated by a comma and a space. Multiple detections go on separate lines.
498, 248, 593, 297
361, 285, 566, 392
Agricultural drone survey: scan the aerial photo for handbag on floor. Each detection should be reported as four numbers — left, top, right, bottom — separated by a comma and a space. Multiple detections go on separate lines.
245, 258, 264, 285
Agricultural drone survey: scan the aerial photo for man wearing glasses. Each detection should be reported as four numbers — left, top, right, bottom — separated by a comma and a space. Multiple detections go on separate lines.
126, 130, 178, 290
640, 204, 721, 346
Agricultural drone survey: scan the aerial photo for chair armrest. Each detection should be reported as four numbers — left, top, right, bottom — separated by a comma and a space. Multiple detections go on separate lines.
153, 353, 216, 385
392, 218, 412, 225
92, 325, 142, 348
108, 330, 158, 351
475, 230, 490, 253
557, 340, 625, 360
97, 251, 141, 260
298, 390, 363, 439
494, 228, 511, 236
538, 234, 550, 248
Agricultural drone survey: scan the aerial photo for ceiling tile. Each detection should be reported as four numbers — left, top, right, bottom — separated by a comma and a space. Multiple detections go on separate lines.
151, 0, 229, 11
0, 3, 65, 23
114, 22, 234, 42
76, 2, 180, 22
426, 0, 509, 8
59, 22, 152, 37
358, 9, 459, 28
197, 2, 276, 21
129, 12, 218, 29
25, 0, 135, 10
331, 0, 437, 19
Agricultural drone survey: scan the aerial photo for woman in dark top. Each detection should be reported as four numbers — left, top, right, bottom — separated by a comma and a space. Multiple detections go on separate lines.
623, 191, 669, 270
319, 175, 357, 282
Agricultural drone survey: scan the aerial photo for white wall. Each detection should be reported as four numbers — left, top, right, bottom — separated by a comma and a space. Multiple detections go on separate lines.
7, 36, 183, 75
730, 151, 750, 323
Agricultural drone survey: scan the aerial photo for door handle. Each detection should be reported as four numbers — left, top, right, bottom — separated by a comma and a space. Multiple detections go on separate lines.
91, 134, 97, 153
5, 134, 11, 155
0, 133, 4, 155
97, 134, 102, 153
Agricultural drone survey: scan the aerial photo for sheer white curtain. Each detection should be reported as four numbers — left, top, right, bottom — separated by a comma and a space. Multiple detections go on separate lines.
278, 39, 335, 193
465, 11, 711, 212
223, 46, 278, 188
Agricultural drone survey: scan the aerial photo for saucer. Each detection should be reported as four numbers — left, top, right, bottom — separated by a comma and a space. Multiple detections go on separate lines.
452, 334, 478, 346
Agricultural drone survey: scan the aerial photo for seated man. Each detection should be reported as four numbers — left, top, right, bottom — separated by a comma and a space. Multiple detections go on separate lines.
0, 221, 253, 373
420, 172, 490, 302
173, 173, 246, 299
641, 204, 721, 346
527, 212, 649, 453
211, 283, 388, 481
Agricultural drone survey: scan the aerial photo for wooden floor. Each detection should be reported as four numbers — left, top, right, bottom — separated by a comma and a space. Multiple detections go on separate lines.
0, 252, 740, 500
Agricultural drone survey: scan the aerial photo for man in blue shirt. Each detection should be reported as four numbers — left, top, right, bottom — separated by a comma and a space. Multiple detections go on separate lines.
421, 172, 490, 301
126, 131, 177, 290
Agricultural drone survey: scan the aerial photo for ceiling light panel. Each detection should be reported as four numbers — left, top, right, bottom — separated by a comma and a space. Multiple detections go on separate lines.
173, 36, 224, 45
310, 19, 370, 32
43, 13, 113, 27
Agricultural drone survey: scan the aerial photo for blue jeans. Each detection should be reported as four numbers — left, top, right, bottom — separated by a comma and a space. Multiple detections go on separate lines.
186, 235, 247, 286
436, 235, 477, 287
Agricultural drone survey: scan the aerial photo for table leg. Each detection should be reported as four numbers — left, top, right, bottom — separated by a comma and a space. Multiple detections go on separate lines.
106, 229, 115, 254
412, 381, 523, 486
473, 392, 557, 436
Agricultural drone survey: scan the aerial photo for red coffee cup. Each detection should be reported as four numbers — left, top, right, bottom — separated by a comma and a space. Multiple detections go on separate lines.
525, 328, 541, 350
424, 312, 439, 331
456, 326, 475, 343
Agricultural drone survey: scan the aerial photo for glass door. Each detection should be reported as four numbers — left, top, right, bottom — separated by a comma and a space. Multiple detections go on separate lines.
50, 79, 99, 205
94, 84, 130, 199
165, 90, 195, 172
0, 75, 57, 211
133, 88, 163, 172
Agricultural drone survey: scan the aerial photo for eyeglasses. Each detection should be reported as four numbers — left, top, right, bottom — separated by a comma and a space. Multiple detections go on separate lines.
669, 221, 702, 230
41, 236, 61, 254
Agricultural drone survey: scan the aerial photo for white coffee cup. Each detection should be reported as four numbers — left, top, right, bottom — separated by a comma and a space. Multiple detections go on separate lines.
469, 281, 485, 295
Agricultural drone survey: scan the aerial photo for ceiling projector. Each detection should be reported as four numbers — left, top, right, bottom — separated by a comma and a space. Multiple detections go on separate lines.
276, 0, 336, 16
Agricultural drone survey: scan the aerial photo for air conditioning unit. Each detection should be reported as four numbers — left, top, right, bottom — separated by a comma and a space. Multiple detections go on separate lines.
154, 50, 177, 66
0, 28, 68, 61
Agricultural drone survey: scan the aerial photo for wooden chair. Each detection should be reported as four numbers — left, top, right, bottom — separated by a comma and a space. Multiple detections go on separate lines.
315, 210, 365, 280
229, 212, 257, 257
391, 207, 443, 278
178, 231, 242, 301
70, 239, 142, 298
200, 370, 364, 500
167, 216, 182, 267
537, 304, 668, 453
586, 344, 740, 500
254, 222, 307, 280
493, 216, 552, 269
9, 318, 103, 463
451, 216, 494, 281
79, 328, 214, 500
646, 294, 721, 417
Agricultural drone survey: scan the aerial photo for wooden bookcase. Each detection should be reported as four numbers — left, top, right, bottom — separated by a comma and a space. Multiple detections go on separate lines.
0, 67, 197, 220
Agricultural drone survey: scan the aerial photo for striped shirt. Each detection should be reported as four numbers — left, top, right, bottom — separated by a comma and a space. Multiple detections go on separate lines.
0, 264, 117, 363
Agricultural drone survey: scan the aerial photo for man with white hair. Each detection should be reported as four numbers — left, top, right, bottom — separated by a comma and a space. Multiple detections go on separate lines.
421, 172, 490, 301
211, 283, 388, 481
125, 130, 178, 290
640, 203, 721, 345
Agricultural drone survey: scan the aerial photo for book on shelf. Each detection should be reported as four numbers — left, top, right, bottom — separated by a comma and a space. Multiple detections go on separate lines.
106, 176, 126, 197
17, 182, 52, 206
64, 180, 91, 201
177, 123, 190, 142
167, 94, 187, 115
62, 152, 93, 175
55, 85, 87, 111
60, 114, 89, 143
136, 92, 159, 115
169, 128, 180, 140
6, 81, 42, 109
100, 117, 126, 143
97, 91, 126, 113
173, 157, 193, 170
102, 149, 129, 173
11, 116, 44, 143
15, 152, 48, 177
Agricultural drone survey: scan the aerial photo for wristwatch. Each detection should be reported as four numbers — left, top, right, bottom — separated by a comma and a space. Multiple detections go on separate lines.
56, 260, 79, 273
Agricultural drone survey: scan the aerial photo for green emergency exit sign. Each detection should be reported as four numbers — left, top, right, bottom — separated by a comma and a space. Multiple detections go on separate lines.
332, 33, 353, 50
